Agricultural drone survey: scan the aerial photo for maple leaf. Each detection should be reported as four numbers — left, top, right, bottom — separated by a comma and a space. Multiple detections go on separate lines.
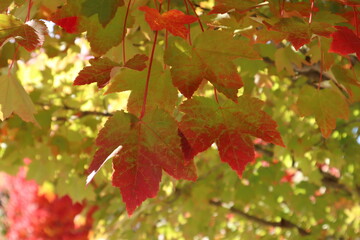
274, 46, 304, 75
330, 0, 360, 6
164, 31, 260, 99
89, 109, 197, 215
209, 0, 262, 14
283, 2, 319, 18
86, 6, 134, 55
52, 16, 80, 34
271, 17, 333, 50
332, 65, 360, 92
0, 14, 47, 51
329, 26, 360, 59
51, 2, 83, 34
74, 54, 148, 88
179, 96, 284, 177
139, 6, 197, 39
0, 0, 13, 13
106, 61, 177, 115
52, 3, 133, 55
82, 0, 124, 27
74, 57, 121, 88
0, 75, 37, 124
296, 85, 349, 138
124, 54, 149, 71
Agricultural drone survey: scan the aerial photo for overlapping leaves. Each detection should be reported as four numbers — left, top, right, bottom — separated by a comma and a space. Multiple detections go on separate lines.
89, 109, 197, 215
1, 0, 360, 224
51, 2, 133, 55
0, 14, 47, 51
74, 54, 148, 88
165, 31, 260, 99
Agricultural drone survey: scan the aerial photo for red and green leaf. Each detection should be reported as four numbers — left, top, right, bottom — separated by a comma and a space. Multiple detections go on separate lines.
164, 30, 260, 99
74, 57, 121, 88
271, 17, 333, 50
107, 62, 177, 115
74, 54, 148, 88
179, 96, 284, 177
0, 15, 47, 51
89, 109, 197, 215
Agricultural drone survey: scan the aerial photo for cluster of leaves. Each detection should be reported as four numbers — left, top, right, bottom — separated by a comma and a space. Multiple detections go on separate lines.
0, 168, 95, 239
0, 0, 360, 239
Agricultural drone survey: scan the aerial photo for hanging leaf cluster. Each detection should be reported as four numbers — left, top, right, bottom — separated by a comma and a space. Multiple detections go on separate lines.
1, 0, 360, 219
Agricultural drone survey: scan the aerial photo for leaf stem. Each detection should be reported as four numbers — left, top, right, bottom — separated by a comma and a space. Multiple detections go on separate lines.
183, 0, 192, 45
139, 31, 159, 120
25, 0, 33, 22
318, 37, 323, 90
214, 88, 219, 104
122, 0, 133, 63
153, 0, 158, 10
164, 0, 171, 70
353, 7, 359, 37
186, 0, 204, 32
7, 45, 19, 77
308, 0, 314, 24
279, 0, 285, 17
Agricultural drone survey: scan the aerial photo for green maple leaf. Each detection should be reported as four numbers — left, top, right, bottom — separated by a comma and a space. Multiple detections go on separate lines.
51, 2, 133, 55
82, 0, 124, 27
106, 61, 178, 115
164, 30, 260, 99
86, 6, 133, 55
0, 75, 37, 124
296, 85, 349, 138
274, 46, 304, 75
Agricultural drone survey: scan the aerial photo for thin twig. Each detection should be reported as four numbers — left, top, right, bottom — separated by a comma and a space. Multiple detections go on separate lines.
209, 199, 311, 236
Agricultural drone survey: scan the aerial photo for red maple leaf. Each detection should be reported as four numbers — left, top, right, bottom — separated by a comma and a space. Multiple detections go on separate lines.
0, 16, 47, 52
179, 96, 284, 177
139, 6, 197, 39
74, 57, 121, 88
329, 26, 360, 59
74, 54, 148, 88
124, 54, 149, 71
88, 109, 197, 215
52, 16, 80, 33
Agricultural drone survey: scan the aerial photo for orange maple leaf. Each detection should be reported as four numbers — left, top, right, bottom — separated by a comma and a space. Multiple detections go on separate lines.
139, 6, 197, 39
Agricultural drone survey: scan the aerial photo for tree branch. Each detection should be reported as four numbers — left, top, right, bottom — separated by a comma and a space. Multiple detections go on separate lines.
36, 102, 113, 121
209, 199, 311, 236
